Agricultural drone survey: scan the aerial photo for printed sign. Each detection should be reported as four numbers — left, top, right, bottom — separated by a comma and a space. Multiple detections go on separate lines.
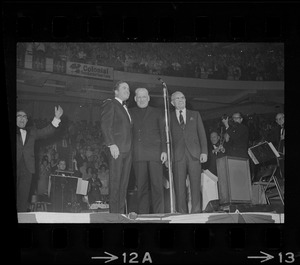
66, 62, 114, 80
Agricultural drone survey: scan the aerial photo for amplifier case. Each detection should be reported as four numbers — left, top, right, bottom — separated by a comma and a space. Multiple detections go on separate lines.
216, 156, 252, 205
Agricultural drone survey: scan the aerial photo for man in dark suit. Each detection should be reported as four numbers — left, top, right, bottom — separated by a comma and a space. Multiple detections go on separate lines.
207, 131, 227, 176
170, 91, 208, 214
130, 88, 167, 214
223, 112, 249, 159
100, 81, 132, 214
269, 113, 284, 154
267, 112, 284, 178
16, 105, 63, 212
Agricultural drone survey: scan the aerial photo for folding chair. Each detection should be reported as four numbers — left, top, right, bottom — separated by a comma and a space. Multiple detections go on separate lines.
248, 141, 284, 206
254, 162, 284, 205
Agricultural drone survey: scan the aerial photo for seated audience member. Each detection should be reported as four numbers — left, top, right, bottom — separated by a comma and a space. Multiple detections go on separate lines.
50, 150, 59, 173
86, 166, 94, 180
80, 161, 88, 180
98, 154, 109, 169
87, 169, 102, 204
85, 145, 93, 160
52, 158, 86, 211
207, 131, 227, 176
55, 159, 68, 175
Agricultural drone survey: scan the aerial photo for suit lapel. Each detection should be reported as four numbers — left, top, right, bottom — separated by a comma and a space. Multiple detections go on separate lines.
114, 98, 131, 123
185, 110, 191, 128
17, 133, 23, 146
172, 111, 181, 129
24, 130, 29, 146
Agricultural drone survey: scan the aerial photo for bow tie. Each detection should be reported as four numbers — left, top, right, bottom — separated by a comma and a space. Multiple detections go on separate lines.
17, 127, 27, 134
122, 101, 127, 106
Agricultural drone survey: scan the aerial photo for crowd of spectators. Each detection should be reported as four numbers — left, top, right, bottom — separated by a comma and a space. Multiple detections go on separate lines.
205, 112, 280, 147
17, 42, 284, 81
31, 117, 110, 205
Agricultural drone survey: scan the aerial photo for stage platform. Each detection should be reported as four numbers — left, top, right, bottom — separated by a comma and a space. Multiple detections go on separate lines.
18, 211, 284, 223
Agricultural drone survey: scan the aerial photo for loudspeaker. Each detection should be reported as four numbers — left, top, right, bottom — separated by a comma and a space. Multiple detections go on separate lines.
50, 175, 79, 212
216, 156, 252, 205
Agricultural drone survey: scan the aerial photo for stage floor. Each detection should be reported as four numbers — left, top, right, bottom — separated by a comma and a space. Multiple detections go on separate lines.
18, 211, 284, 223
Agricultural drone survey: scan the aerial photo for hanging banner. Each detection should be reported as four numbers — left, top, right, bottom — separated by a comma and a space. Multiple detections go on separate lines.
66, 62, 114, 80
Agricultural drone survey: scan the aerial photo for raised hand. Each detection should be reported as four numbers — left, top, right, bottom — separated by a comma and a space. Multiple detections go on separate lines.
55, 105, 63, 119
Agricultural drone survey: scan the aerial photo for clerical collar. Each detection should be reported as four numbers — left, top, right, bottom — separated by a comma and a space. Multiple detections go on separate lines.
139, 106, 148, 112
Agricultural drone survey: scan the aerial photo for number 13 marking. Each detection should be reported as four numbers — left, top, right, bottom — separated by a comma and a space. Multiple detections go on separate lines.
279, 252, 295, 263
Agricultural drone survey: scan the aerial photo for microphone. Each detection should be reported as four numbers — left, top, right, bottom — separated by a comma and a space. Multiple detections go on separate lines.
158, 77, 167, 87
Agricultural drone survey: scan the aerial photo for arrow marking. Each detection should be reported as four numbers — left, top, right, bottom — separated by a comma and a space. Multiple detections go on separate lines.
248, 251, 274, 263
91, 252, 119, 263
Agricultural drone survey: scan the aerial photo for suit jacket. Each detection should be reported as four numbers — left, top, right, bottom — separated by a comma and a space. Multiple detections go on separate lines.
207, 141, 227, 176
267, 124, 284, 151
17, 124, 56, 174
100, 98, 132, 153
130, 106, 167, 162
226, 122, 249, 158
170, 109, 207, 162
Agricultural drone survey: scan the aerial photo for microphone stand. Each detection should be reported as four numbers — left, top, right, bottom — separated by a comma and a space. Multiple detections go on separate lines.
162, 81, 176, 213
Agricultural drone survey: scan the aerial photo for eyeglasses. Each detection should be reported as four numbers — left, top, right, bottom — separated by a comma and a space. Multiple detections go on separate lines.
17, 114, 28, 118
232, 116, 241, 119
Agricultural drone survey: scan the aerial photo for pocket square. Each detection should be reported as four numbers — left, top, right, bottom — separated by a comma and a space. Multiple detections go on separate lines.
190, 117, 194, 121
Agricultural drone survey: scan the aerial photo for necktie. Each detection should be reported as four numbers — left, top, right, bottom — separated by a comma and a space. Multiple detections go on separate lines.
179, 110, 184, 128
281, 127, 284, 138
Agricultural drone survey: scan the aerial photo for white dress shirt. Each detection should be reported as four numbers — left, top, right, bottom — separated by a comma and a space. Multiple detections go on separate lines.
115, 97, 132, 122
175, 108, 186, 124
20, 129, 27, 145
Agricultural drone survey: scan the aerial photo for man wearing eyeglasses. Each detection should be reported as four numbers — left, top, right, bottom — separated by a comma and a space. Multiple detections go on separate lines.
16, 106, 63, 212
223, 112, 249, 159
